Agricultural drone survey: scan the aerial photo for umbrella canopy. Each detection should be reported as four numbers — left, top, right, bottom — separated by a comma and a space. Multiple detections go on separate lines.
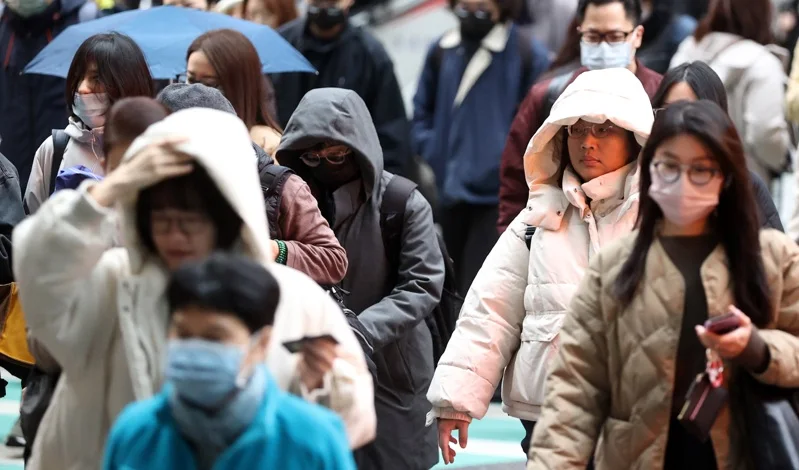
23, 6, 315, 79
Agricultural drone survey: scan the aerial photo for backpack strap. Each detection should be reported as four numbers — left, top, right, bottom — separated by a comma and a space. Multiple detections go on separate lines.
258, 162, 294, 240
541, 72, 572, 122
49, 130, 69, 197
379, 176, 418, 274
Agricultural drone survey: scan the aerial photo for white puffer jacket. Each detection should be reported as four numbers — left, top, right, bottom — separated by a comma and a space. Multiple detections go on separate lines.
427, 68, 654, 423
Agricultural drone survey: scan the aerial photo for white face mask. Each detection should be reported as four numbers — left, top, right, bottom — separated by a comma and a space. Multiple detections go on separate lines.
73, 93, 110, 130
4, 0, 52, 17
580, 41, 633, 70
648, 166, 723, 227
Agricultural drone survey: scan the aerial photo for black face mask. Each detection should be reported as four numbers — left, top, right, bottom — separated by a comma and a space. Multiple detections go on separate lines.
307, 5, 348, 31
311, 159, 360, 190
455, 6, 495, 41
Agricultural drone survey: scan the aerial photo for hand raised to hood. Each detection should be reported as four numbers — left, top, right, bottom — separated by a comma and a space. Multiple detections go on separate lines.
89, 137, 193, 208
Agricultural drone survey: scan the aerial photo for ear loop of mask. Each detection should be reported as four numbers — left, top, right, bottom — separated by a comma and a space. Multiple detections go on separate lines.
235, 328, 266, 388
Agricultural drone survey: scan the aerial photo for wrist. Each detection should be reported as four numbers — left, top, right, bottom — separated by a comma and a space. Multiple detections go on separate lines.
88, 176, 121, 208
275, 240, 288, 265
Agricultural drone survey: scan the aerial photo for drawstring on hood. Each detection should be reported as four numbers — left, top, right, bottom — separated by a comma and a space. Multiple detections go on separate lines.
522, 68, 654, 229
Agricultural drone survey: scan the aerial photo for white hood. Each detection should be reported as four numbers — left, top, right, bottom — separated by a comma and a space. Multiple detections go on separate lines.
120, 108, 269, 273
521, 68, 653, 228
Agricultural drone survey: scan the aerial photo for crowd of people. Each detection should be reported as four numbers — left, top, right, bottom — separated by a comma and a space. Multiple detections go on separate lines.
0, 0, 799, 468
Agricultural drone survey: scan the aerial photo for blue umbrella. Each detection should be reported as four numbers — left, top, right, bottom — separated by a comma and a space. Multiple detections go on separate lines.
23, 6, 315, 79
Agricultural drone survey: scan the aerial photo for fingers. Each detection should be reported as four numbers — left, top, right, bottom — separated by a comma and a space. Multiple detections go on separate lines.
438, 428, 452, 464
695, 325, 717, 349
728, 305, 752, 326
457, 421, 469, 448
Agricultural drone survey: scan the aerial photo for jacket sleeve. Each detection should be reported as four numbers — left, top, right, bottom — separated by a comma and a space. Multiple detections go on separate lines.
427, 217, 529, 422
0, 153, 25, 284
365, 54, 413, 176
23, 136, 53, 215
279, 175, 349, 285
752, 234, 799, 387
357, 190, 445, 349
410, 42, 440, 163
497, 87, 539, 234
750, 170, 784, 231
742, 58, 791, 173
13, 184, 119, 373
786, 41, 799, 123
528, 254, 610, 467
319, 418, 358, 470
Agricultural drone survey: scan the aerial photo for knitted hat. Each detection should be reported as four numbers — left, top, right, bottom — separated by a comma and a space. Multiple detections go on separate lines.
156, 83, 236, 115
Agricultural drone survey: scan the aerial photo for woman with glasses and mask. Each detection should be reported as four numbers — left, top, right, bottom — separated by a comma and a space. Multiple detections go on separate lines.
427, 68, 653, 464
651, 61, 784, 232
529, 100, 799, 470
24, 32, 154, 215
184, 29, 282, 157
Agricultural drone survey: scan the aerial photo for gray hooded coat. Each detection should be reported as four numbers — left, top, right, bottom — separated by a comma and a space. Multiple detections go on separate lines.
277, 88, 444, 470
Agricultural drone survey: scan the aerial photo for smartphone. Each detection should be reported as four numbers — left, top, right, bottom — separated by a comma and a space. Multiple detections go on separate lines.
282, 334, 338, 353
704, 312, 741, 335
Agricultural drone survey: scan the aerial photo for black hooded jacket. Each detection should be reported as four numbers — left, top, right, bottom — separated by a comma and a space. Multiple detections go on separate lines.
272, 19, 412, 177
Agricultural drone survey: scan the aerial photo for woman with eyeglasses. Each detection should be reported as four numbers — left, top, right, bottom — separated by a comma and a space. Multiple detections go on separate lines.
651, 60, 783, 232
529, 99, 799, 470
184, 29, 283, 157
426, 68, 654, 464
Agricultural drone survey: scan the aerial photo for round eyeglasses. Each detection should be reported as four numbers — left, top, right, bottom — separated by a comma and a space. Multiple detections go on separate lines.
300, 146, 352, 167
567, 122, 617, 139
651, 160, 722, 186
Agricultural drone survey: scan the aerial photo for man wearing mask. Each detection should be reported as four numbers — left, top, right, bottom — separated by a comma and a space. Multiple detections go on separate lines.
0, 0, 98, 191
411, 0, 549, 294
271, 0, 412, 176
277, 88, 446, 470
496, 0, 662, 233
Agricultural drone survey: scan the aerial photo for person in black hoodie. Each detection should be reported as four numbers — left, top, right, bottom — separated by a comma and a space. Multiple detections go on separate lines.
0, 0, 99, 191
271, 0, 412, 176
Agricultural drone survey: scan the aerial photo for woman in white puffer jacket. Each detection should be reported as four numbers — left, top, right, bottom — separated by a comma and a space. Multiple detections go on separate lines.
427, 68, 654, 464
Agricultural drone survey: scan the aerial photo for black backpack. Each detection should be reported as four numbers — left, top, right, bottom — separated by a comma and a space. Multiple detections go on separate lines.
379, 175, 463, 364
255, 149, 294, 240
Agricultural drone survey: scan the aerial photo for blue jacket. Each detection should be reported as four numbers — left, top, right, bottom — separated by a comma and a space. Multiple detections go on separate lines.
0, 0, 98, 191
103, 373, 356, 470
411, 23, 549, 206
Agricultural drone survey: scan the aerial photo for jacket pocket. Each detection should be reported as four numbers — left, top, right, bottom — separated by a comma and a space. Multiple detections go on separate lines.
506, 313, 564, 407
595, 417, 633, 469
375, 341, 416, 396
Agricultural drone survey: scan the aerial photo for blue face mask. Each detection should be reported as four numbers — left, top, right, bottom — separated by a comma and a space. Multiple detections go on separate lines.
166, 339, 247, 411
580, 41, 633, 70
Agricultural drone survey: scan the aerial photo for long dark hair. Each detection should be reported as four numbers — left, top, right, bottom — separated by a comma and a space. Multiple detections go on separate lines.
651, 61, 729, 112
694, 0, 774, 46
187, 29, 282, 132
65, 33, 155, 117
613, 101, 772, 327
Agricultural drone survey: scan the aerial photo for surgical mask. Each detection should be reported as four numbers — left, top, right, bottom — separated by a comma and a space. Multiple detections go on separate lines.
455, 7, 495, 42
72, 93, 110, 130
166, 339, 248, 411
307, 5, 348, 31
648, 169, 722, 227
4, 0, 52, 17
580, 41, 633, 70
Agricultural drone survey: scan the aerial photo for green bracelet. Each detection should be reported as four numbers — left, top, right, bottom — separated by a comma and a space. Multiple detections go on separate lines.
275, 240, 288, 265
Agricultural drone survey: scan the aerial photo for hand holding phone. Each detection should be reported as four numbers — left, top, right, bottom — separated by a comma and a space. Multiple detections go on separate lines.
704, 312, 742, 335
